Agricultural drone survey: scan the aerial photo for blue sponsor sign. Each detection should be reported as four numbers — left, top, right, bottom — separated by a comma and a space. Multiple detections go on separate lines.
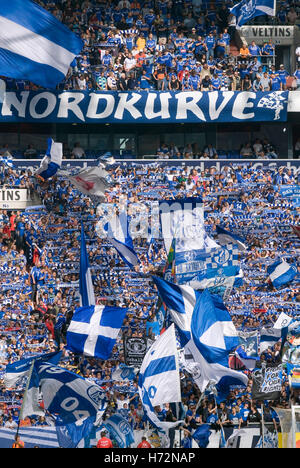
0, 90, 289, 123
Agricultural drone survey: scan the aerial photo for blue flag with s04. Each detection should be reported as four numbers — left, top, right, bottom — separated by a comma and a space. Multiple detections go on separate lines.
104, 413, 135, 448
30, 362, 107, 426
230, 0, 276, 28
0, 0, 83, 88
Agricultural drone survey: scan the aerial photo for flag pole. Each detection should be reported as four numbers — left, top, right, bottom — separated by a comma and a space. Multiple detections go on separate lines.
16, 360, 35, 439
261, 402, 265, 449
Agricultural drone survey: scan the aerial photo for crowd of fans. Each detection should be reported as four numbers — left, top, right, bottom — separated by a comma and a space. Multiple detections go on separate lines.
0, 157, 298, 446
1, 0, 300, 93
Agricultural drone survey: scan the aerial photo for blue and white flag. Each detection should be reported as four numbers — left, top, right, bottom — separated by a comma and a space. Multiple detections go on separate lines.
238, 331, 259, 359
4, 351, 62, 389
259, 327, 282, 354
0, 427, 59, 448
104, 413, 135, 448
27, 361, 107, 426
175, 245, 243, 293
152, 276, 200, 346
216, 226, 247, 251
79, 224, 95, 308
267, 260, 297, 288
192, 424, 212, 448
0, 0, 83, 88
138, 324, 183, 432
35, 139, 62, 181
106, 210, 139, 269
55, 416, 96, 449
230, 0, 276, 28
186, 290, 248, 393
235, 346, 257, 370
97, 152, 115, 167
66, 304, 127, 359
112, 364, 136, 382
159, 198, 218, 254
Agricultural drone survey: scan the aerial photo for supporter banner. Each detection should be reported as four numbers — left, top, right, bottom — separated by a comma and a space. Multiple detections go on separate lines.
0, 90, 289, 123
252, 365, 283, 401
279, 186, 300, 198
0, 188, 41, 209
123, 336, 148, 367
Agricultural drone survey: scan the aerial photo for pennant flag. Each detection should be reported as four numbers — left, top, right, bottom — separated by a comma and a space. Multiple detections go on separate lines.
105, 210, 139, 269
159, 198, 218, 254
66, 305, 127, 359
27, 361, 107, 425
216, 226, 247, 251
230, 0, 276, 28
111, 364, 136, 382
152, 276, 200, 346
0, 0, 83, 88
68, 166, 111, 199
4, 351, 62, 389
35, 139, 62, 181
104, 413, 135, 448
267, 260, 297, 288
138, 324, 183, 432
186, 290, 248, 393
259, 327, 282, 354
235, 346, 257, 371
252, 365, 283, 401
79, 224, 95, 308
192, 424, 212, 448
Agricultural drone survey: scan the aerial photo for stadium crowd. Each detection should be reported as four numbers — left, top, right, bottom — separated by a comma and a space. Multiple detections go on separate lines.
1, 0, 300, 93
0, 157, 298, 446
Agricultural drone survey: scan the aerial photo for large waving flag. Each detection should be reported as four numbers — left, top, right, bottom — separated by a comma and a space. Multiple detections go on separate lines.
24, 362, 107, 425
267, 260, 297, 289
152, 276, 200, 346
66, 305, 127, 359
79, 224, 95, 308
68, 166, 111, 199
186, 290, 248, 393
216, 226, 247, 251
230, 0, 276, 28
35, 139, 62, 181
138, 324, 183, 432
105, 211, 139, 269
0, 0, 83, 88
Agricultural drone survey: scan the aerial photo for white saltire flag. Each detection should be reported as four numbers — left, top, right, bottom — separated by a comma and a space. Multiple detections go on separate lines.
186, 290, 248, 393
0, 0, 83, 88
66, 305, 127, 359
35, 139, 63, 181
79, 223, 95, 307
138, 324, 183, 432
